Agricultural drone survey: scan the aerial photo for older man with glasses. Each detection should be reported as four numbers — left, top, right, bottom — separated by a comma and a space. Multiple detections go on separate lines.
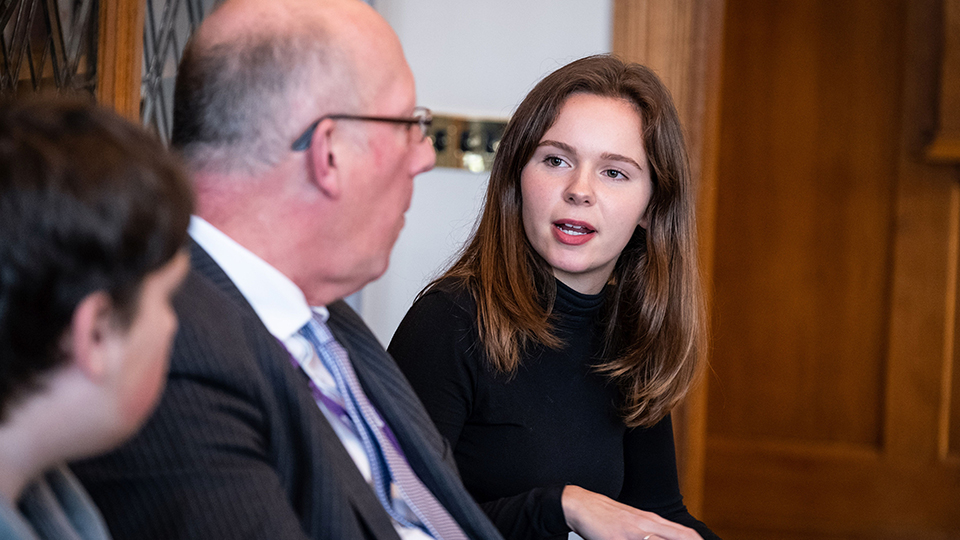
71, 1, 504, 540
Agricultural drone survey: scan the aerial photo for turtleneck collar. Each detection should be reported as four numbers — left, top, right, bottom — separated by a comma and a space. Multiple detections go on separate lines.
552, 278, 606, 329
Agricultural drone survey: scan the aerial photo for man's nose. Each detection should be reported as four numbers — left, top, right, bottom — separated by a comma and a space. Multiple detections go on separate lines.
411, 135, 437, 175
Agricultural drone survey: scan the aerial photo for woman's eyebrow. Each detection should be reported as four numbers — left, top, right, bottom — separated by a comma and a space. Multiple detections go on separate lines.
601, 152, 643, 171
537, 140, 576, 155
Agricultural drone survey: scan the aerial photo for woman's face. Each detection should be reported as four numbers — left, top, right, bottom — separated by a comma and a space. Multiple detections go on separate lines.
520, 93, 653, 295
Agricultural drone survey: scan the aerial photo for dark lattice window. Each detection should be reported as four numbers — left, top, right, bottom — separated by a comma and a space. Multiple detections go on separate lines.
0, 0, 98, 97
139, 0, 376, 142
141, 0, 219, 141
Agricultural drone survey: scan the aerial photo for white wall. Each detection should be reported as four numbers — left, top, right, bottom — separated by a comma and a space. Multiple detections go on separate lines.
358, 0, 613, 346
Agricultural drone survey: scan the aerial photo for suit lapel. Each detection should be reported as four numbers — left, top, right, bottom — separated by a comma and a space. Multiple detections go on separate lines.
188, 240, 254, 310
324, 302, 447, 460
326, 301, 502, 540
187, 242, 402, 540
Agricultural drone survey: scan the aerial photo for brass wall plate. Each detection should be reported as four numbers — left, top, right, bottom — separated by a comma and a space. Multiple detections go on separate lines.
429, 114, 508, 173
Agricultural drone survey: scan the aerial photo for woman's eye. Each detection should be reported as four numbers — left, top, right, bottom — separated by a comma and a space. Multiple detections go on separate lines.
603, 169, 627, 180
544, 156, 566, 167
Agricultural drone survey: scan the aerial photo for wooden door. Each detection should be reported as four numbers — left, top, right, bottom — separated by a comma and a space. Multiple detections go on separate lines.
702, 0, 960, 538
99, 0, 145, 120
612, 0, 726, 515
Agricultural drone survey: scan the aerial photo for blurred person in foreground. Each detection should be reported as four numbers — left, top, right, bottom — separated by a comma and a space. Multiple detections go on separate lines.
71, 0, 505, 539
0, 97, 192, 540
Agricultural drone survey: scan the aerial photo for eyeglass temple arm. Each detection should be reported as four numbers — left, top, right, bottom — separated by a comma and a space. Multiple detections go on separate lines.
291, 119, 323, 151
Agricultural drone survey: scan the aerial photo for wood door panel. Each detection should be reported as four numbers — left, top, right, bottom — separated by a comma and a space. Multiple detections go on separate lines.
950, 230, 960, 458
703, 0, 960, 536
708, 0, 904, 446
705, 439, 960, 536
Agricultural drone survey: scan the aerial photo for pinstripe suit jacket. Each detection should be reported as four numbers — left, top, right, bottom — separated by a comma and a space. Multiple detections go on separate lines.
71, 243, 504, 540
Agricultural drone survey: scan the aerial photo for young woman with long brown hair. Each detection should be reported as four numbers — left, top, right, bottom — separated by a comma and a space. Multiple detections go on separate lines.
389, 55, 718, 540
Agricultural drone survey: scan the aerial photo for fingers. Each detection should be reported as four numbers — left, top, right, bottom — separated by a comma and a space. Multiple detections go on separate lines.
641, 532, 698, 540
561, 485, 703, 540
638, 510, 703, 540
639, 518, 703, 540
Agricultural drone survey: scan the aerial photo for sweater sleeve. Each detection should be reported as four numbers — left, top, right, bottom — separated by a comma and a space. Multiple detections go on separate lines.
389, 288, 571, 540
618, 415, 721, 540
477, 486, 569, 539
389, 288, 476, 447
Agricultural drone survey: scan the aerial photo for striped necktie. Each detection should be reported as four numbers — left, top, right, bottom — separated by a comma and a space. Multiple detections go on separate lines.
299, 315, 469, 540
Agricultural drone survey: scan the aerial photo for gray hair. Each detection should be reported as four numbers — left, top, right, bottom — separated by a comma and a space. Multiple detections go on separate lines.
172, 27, 357, 176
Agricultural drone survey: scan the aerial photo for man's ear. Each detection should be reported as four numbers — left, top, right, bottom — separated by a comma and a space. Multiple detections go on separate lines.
307, 117, 342, 199
66, 291, 119, 383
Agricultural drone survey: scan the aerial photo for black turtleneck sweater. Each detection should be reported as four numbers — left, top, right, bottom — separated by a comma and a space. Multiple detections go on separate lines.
389, 278, 719, 540
389, 280, 717, 540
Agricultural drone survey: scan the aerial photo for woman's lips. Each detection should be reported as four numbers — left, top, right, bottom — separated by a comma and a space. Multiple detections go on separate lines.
552, 220, 596, 245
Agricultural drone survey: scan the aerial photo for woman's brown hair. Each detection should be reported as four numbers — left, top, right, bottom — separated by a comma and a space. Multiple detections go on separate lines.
429, 54, 705, 428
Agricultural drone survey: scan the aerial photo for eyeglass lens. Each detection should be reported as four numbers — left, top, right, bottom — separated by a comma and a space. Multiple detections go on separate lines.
413, 108, 431, 142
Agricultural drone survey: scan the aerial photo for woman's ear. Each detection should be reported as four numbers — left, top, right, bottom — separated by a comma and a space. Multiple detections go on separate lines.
66, 291, 120, 383
639, 209, 650, 229
307, 117, 341, 199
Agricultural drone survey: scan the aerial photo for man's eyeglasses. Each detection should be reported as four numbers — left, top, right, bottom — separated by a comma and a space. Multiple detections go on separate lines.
291, 106, 433, 151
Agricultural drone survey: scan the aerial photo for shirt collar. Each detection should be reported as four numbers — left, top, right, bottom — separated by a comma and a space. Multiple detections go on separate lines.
189, 216, 316, 340
312, 305, 330, 324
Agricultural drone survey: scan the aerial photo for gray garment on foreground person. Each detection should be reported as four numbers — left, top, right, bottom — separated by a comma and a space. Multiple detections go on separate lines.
71, 243, 504, 540
0, 465, 111, 540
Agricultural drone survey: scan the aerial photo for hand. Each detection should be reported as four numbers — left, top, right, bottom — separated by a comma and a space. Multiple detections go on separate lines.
561, 485, 703, 540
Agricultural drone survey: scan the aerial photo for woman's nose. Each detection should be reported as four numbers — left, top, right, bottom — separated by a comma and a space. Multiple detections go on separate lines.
564, 170, 594, 205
